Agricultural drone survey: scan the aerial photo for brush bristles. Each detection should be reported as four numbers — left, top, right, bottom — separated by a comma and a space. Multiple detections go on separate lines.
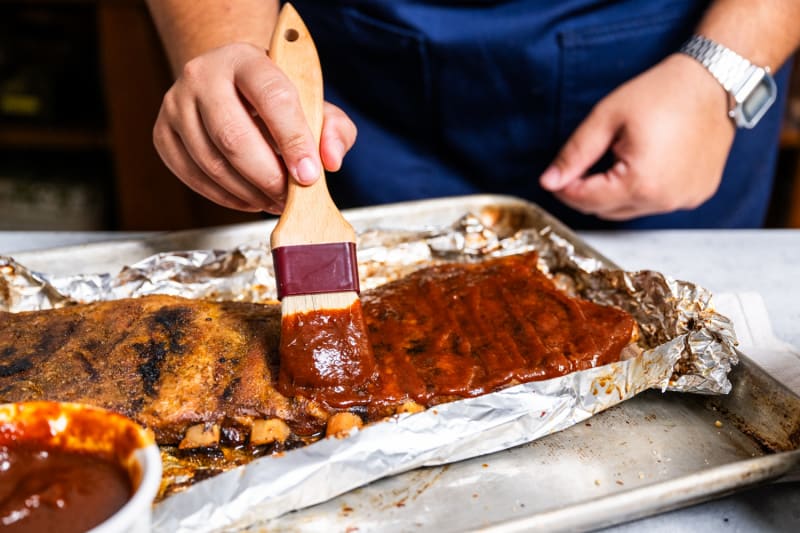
281, 291, 359, 315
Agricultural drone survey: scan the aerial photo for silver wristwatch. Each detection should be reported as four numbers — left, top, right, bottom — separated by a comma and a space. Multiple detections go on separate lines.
680, 34, 777, 129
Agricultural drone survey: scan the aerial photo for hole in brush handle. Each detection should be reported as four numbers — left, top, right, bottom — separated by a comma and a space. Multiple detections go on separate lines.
284, 28, 299, 42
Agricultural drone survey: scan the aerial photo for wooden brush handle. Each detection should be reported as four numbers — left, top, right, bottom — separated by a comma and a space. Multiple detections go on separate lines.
269, 3, 356, 248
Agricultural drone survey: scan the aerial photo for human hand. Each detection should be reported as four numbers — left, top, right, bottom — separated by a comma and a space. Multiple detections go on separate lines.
540, 54, 735, 220
153, 42, 357, 214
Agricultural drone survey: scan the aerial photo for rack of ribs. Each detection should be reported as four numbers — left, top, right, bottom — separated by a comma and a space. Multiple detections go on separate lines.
0, 252, 637, 451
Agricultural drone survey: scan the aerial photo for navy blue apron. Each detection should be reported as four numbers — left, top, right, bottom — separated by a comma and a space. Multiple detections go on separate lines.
290, 0, 791, 229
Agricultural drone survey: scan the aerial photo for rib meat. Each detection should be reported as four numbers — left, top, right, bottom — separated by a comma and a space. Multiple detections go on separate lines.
0, 252, 637, 446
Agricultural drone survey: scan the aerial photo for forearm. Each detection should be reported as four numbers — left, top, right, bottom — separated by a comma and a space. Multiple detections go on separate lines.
145, 0, 279, 75
696, 0, 800, 70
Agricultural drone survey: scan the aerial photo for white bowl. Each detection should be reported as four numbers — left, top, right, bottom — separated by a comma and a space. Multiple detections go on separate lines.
0, 402, 162, 533
90, 444, 161, 533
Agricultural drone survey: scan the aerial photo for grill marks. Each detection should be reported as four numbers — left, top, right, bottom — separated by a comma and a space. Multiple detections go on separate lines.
0, 312, 83, 390
0, 313, 80, 379
0, 298, 261, 442
73, 351, 99, 381
134, 307, 192, 397
0, 356, 32, 378
135, 303, 225, 442
36, 316, 79, 355
0, 347, 29, 378
0, 300, 143, 413
134, 339, 170, 396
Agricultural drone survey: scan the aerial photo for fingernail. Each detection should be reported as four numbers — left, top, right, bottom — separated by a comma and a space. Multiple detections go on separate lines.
295, 157, 319, 184
540, 165, 562, 189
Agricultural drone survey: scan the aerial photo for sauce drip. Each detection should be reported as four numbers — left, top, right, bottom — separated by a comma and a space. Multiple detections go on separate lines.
0, 445, 132, 533
279, 252, 636, 413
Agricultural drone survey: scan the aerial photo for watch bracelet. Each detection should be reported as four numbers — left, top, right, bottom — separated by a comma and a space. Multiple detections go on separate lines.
680, 35, 759, 95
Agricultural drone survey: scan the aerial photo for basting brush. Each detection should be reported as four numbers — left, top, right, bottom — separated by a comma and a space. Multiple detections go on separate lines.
269, 4, 376, 407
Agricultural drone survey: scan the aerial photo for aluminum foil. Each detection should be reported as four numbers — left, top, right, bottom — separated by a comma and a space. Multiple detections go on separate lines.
0, 212, 738, 533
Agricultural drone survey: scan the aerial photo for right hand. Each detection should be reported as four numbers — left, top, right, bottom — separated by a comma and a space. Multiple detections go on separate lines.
153, 42, 357, 214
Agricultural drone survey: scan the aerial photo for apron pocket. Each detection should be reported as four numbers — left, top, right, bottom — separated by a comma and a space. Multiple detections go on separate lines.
557, 1, 702, 140
320, 6, 434, 141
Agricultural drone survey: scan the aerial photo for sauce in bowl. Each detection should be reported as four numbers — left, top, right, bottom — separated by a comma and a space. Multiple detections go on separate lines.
0, 445, 132, 532
0, 402, 160, 533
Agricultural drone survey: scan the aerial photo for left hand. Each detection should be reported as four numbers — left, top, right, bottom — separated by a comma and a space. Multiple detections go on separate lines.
539, 53, 736, 220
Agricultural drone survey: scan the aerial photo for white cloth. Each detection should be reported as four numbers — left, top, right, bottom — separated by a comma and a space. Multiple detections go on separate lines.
714, 291, 800, 395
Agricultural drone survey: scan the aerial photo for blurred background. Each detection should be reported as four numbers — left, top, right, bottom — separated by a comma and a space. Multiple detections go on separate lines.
1, 0, 799, 231
0, 0, 260, 231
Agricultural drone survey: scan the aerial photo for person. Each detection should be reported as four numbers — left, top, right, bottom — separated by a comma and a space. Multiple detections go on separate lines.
145, 0, 800, 229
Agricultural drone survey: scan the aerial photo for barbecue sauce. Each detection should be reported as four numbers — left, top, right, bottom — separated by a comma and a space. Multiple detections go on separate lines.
0, 445, 132, 533
278, 299, 377, 407
277, 253, 636, 413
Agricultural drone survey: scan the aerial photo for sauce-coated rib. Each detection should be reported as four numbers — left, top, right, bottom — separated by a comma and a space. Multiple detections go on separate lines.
0, 252, 636, 444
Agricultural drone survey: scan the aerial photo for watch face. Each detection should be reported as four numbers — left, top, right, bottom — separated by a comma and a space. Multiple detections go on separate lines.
737, 73, 777, 128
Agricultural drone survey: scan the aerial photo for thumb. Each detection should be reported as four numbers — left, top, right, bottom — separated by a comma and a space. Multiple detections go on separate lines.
540, 104, 618, 191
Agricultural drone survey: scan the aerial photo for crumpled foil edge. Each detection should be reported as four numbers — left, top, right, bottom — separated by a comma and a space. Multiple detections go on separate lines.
156, 348, 672, 533
0, 213, 739, 533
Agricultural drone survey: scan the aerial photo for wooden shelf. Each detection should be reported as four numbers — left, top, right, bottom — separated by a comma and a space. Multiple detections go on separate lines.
0, 125, 108, 150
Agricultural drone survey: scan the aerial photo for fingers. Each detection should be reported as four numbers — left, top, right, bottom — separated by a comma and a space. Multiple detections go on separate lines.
554, 160, 635, 217
543, 55, 736, 221
154, 42, 359, 214
154, 44, 291, 212
182, 100, 285, 211
235, 55, 322, 185
320, 102, 357, 172
153, 120, 269, 213
540, 104, 619, 191
542, 96, 673, 220
195, 91, 290, 207
541, 103, 638, 219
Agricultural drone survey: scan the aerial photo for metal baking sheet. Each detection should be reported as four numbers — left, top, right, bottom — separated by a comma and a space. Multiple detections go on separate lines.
11, 194, 800, 530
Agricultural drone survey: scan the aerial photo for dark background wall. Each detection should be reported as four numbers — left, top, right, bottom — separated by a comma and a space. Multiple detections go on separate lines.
0, 0, 798, 231
0, 0, 262, 231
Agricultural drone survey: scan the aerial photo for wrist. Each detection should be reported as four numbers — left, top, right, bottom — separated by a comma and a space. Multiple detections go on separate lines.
662, 53, 732, 117
678, 35, 777, 129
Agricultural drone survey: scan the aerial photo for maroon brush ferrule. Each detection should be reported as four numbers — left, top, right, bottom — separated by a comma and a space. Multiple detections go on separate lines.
272, 242, 360, 300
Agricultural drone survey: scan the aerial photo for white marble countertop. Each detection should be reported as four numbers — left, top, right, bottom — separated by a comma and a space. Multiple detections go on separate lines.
578, 230, 800, 532
581, 230, 800, 351
1, 228, 799, 532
